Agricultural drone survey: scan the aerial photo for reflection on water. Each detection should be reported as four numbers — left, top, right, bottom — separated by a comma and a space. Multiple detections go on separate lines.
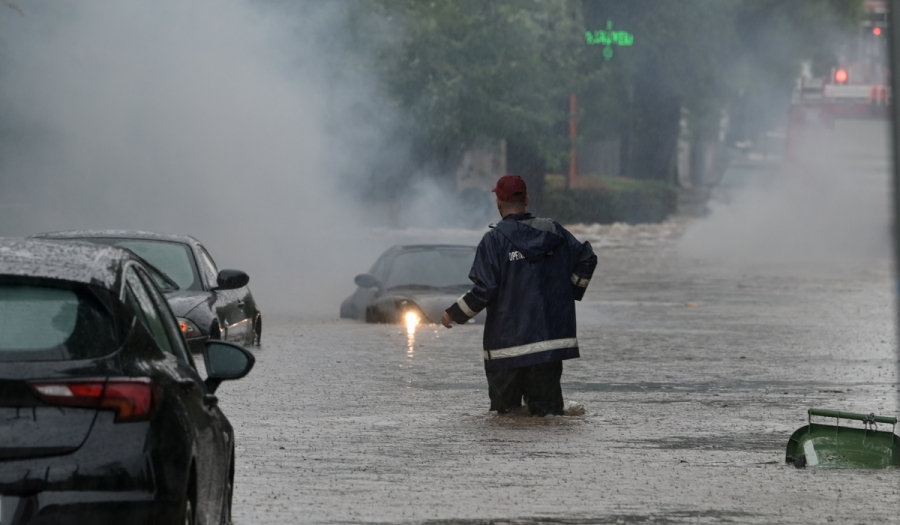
405, 311, 419, 356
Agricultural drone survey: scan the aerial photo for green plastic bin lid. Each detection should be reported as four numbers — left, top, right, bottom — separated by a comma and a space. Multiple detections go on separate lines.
786, 409, 899, 469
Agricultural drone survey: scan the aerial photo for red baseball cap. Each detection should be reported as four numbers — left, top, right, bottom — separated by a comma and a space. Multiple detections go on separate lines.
492, 175, 528, 202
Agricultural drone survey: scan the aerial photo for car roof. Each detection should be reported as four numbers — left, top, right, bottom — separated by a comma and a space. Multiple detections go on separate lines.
390, 244, 475, 253
378, 244, 476, 262
0, 238, 132, 290
31, 229, 199, 246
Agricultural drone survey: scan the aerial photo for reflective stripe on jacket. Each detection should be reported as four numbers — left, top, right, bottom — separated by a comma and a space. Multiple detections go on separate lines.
445, 213, 597, 371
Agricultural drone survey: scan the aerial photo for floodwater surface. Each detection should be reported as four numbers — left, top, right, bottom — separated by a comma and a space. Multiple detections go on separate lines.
218, 235, 898, 524
220, 120, 899, 523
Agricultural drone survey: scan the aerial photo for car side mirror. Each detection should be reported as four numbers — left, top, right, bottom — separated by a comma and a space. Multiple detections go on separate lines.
203, 340, 255, 394
354, 273, 381, 289
213, 269, 249, 291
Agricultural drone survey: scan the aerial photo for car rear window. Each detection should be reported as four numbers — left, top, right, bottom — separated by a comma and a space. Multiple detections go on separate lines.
0, 283, 117, 361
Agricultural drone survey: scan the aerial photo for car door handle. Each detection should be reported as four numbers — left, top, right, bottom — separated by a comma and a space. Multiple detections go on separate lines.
204, 394, 218, 407
177, 378, 197, 391
237, 301, 245, 309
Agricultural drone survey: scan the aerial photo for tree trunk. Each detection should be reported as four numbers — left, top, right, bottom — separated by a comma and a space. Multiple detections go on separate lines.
628, 76, 682, 182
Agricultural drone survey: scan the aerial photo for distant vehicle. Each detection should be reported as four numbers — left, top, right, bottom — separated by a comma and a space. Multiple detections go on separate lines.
788, 0, 890, 154
31, 230, 262, 352
340, 244, 484, 325
0, 238, 255, 524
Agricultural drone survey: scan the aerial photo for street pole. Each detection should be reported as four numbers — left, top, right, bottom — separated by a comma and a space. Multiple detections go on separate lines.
887, 0, 900, 411
569, 92, 578, 188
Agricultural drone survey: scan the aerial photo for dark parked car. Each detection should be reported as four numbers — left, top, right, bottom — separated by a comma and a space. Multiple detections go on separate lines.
32, 230, 262, 353
0, 238, 254, 524
340, 244, 484, 325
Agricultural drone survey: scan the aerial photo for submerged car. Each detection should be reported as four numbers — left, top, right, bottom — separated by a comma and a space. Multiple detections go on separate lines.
0, 238, 255, 524
32, 230, 262, 352
340, 244, 483, 325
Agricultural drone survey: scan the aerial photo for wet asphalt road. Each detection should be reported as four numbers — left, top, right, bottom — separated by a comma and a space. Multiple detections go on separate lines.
217, 236, 899, 524
218, 121, 898, 524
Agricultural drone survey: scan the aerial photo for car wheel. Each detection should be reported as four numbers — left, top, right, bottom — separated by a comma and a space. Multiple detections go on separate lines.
365, 307, 381, 323
252, 316, 262, 347
180, 471, 197, 525
183, 497, 195, 525
209, 323, 221, 341
222, 448, 235, 525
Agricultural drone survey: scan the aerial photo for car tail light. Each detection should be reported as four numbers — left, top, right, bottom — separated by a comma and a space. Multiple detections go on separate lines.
29, 378, 159, 422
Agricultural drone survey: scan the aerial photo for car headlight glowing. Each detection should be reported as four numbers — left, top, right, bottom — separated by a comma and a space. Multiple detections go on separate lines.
404, 311, 420, 334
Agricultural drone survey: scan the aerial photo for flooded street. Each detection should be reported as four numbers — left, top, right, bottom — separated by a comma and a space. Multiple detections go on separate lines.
219, 118, 900, 524
220, 224, 899, 524
1, 4, 898, 523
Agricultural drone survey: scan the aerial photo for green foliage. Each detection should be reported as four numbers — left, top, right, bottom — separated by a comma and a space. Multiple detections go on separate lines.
351, 0, 584, 169
348, 0, 865, 202
543, 175, 676, 224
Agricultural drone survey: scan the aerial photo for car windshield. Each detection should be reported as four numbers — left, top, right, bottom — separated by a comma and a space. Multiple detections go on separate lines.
87, 239, 201, 292
384, 248, 474, 289
0, 282, 117, 362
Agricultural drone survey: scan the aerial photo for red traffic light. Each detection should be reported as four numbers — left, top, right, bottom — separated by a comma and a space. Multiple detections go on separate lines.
874, 27, 882, 36
834, 68, 848, 83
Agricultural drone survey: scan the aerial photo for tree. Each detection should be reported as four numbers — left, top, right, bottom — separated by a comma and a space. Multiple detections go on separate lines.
351, 0, 864, 197
351, 0, 585, 206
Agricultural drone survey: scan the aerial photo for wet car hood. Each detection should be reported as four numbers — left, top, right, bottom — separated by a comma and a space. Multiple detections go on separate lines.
164, 290, 209, 317
390, 287, 484, 324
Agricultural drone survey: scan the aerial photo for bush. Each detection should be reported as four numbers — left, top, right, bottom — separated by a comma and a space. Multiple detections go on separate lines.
541, 175, 676, 224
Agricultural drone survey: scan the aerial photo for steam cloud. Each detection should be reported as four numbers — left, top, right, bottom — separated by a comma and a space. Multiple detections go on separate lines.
678, 119, 892, 272
2, 1, 888, 317
0, 1, 485, 315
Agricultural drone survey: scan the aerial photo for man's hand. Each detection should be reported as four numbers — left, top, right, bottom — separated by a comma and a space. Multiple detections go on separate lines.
441, 311, 453, 328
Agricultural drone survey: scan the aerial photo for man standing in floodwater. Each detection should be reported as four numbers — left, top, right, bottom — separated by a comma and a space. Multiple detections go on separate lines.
441, 175, 597, 416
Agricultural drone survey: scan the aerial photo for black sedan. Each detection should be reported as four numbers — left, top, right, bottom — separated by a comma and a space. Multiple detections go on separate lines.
0, 238, 254, 524
340, 244, 484, 325
32, 230, 262, 352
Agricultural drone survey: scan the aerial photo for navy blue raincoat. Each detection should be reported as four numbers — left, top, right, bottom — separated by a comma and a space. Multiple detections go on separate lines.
445, 213, 597, 371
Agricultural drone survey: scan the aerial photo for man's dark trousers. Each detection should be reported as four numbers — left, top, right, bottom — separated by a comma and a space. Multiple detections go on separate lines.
486, 361, 564, 416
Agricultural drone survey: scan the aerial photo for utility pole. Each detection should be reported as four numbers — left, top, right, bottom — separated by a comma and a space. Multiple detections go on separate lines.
569, 93, 578, 188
